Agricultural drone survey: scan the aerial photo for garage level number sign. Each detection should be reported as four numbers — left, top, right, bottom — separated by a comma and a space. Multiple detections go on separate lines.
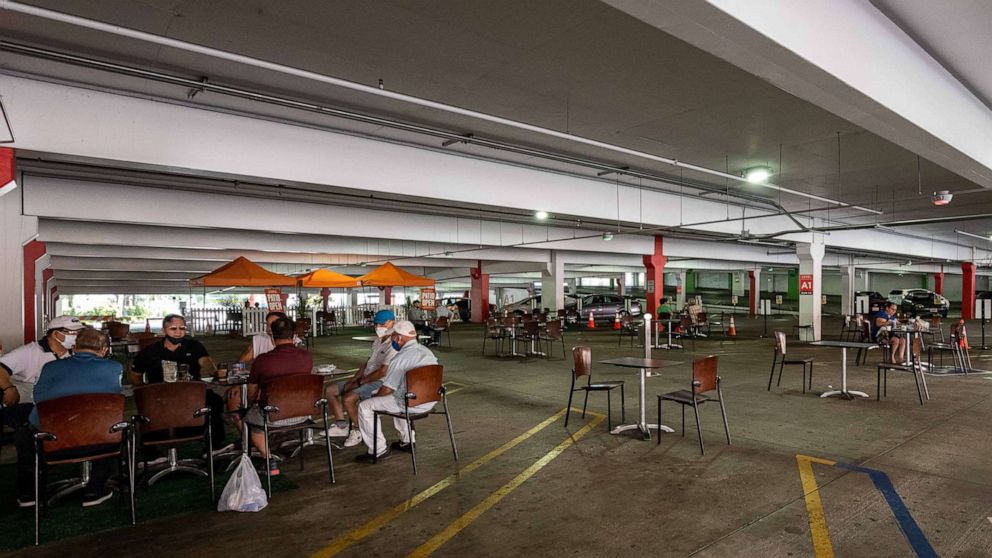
799, 274, 813, 295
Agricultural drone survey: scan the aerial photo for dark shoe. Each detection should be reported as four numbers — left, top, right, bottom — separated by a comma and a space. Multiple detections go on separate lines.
390, 441, 413, 453
17, 497, 36, 508
354, 449, 390, 463
82, 489, 114, 508
257, 458, 280, 477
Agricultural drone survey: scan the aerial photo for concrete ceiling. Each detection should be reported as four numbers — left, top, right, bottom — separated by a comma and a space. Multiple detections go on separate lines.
0, 0, 987, 227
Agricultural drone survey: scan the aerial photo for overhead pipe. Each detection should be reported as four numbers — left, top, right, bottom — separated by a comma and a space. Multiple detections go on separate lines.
0, 0, 880, 215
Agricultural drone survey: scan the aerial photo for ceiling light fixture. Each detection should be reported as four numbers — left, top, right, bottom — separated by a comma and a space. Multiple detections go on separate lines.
602, 232, 614, 241
742, 166, 773, 184
931, 190, 953, 205
954, 229, 990, 242
534, 210, 549, 220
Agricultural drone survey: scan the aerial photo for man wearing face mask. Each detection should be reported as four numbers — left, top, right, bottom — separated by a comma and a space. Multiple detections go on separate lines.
323, 310, 397, 447
355, 320, 438, 462
0, 316, 83, 431
131, 314, 228, 452
14, 328, 122, 507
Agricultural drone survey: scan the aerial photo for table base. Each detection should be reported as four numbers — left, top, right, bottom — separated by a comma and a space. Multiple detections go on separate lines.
820, 389, 869, 400
610, 423, 675, 439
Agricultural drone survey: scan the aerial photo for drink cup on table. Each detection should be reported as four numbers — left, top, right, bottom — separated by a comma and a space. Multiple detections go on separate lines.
162, 361, 178, 383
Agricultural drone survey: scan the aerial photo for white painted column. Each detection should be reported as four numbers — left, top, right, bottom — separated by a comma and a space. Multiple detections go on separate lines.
863, 270, 870, 291
616, 273, 626, 297
676, 269, 687, 309
840, 262, 856, 315
0, 168, 39, 349
541, 251, 566, 312
797, 241, 825, 341
731, 271, 746, 298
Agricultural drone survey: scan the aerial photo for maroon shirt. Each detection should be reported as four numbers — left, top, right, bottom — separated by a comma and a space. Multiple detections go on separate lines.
248, 343, 313, 389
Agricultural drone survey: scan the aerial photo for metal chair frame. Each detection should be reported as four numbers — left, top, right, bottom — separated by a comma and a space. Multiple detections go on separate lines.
656, 355, 730, 455
565, 346, 624, 432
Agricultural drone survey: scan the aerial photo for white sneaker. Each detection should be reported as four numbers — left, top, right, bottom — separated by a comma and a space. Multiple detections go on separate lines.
343, 430, 363, 447
326, 424, 350, 437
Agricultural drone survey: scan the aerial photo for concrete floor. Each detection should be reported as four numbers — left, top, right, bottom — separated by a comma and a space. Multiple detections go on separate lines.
9, 316, 992, 557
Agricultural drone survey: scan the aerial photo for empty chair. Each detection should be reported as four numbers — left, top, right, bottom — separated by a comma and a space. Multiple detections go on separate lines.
877, 335, 929, 406
33, 393, 134, 545
481, 317, 505, 356
656, 355, 730, 455
430, 316, 452, 347
106, 321, 130, 341
767, 331, 813, 393
565, 346, 624, 432
540, 319, 566, 359
250, 374, 334, 497
132, 382, 215, 499
372, 364, 457, 474
617, 314, 639, 348
676, 316, 696, 351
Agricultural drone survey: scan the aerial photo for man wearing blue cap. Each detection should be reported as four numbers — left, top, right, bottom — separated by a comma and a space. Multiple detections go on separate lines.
324, 309, 397, 447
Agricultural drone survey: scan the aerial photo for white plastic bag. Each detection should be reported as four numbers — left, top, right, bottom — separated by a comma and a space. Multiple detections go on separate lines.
217, 454, 268, 512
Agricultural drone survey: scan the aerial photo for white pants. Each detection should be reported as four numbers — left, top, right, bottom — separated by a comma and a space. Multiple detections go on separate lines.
358, 395, 436, 456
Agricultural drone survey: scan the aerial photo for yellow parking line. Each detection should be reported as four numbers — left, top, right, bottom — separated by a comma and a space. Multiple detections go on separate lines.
310, 407, 570, 558
407, 414, 606, 558
796, 454, 838, 558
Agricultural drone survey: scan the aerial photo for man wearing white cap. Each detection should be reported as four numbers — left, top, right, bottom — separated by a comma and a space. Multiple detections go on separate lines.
0, 316, 84, 430
355, 319, 438, 462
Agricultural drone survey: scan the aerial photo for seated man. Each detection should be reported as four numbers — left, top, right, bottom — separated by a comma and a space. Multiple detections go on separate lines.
1, 316, 83, 431
239, 317, 313, 477
15, 328, 122, 508
238, 311, 289, 363
408, 300, 428, 335
355, 320, 438, 462
324, 310, 397, 446
657, 297, 674, 317
131, 314, 228, 452
872, 302, 905, 363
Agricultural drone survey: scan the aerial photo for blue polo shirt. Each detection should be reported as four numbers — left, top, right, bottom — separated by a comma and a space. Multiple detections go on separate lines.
29, 352, 123, 428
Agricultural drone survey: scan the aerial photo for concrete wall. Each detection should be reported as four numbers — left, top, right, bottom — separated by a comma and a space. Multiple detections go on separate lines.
0, 170, 39, 350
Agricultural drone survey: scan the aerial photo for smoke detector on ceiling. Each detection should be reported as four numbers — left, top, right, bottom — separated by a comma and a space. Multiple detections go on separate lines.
931, 190, 953, 206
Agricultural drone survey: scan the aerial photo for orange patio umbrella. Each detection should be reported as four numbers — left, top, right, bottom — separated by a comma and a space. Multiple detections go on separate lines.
190, 256, 297, 287
297, 268, 360, 288
357, 262, 435, 287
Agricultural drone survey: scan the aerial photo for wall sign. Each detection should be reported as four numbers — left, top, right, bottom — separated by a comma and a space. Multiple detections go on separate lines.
731, 295, 738, 305
646, 279, 655, 293
775, 294, 783, 305
799, 274, 814, 295
420, 287, 437, 310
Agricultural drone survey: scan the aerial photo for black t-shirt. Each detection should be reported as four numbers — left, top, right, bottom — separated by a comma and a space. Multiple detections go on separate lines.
132, 338, 210, 384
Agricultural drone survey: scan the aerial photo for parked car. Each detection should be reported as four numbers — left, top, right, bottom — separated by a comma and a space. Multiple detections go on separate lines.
498, 293, 642, 323
439, 297, 471, 322
887, 289, 911, 305
896, 289, 949, 318
855, 291, 886, 313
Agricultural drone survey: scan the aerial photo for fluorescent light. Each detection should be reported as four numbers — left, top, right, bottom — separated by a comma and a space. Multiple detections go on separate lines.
742, 166, 773, 184
955, 229, 991, 242
534, 210, 549, 220
602, 232, 614, 241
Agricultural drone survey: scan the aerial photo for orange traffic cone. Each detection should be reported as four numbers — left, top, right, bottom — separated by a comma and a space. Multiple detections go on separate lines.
588, 311, 596, 329
728, 315, 737, 337
959, 320, 970, 349
613, 313, 621, 330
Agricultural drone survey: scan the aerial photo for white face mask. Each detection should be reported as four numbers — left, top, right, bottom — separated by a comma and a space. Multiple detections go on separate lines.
61, 333, 77, 350
375, 326, 389, 338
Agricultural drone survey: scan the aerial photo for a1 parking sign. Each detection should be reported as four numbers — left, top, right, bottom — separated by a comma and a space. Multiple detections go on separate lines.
799, 274, 813, 295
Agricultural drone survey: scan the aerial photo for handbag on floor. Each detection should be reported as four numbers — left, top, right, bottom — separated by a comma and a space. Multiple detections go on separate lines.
217, 454, 268, 512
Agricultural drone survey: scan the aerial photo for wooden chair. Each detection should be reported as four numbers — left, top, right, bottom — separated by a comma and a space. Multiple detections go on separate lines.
877, 335, 929, 405
294, 318, 313, 350
540, 319, 566, 359
565, 346, 624, 432
252, 374, 334, 497
33, 393, 134, 545
431, 316, 452, 347
617, 314, 639, 348
656, 355, 730, 455
481, 317, 505, 356
675, 316, 696, 351
371, 365, 457, 474
132, 383, 215, 499
107, 321, 130, 341
767, 331, 813, 393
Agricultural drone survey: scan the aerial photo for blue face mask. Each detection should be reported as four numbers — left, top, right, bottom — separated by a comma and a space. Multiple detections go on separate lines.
391, 340, 402, 351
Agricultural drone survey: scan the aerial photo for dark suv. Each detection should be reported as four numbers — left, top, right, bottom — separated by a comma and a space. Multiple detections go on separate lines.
898, 289, 949, 318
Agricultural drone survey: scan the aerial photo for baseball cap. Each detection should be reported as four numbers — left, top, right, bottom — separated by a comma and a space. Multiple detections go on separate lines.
373, 309, 396, 324
389, 320, 417, 337
48, 316, 85, 331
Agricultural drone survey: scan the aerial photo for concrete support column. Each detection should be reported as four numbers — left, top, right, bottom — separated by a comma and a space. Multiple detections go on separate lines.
676, 270, 687, 309
565, 278, 576, 296
841, 263, 856, 315
381, 286, 392, 306
41, 268, 54, 325
748, 269, 760, 315
348, 288, 359, 307
797, 241, 825, 341
22, 240, 46, 343
962, 261, 976, 320
470, 263, 490, 322
934, 269, 944, 296
863, 270, 870, 291
731, 271, 746, 298
642, 236, 667, 317
320, 287, 330, 311
616, 273, 626, 297
541, 251, 565, 312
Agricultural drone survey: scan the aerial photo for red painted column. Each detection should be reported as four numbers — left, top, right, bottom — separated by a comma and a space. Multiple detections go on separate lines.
933, 270, 944, 295
642, 236, 667, 317
41, 268, 54, 319
470, 263, 489, 323
748, 271, 758, 315
961, 262, 976, 319
23, 240, 47, 343
320, 287, 330, 311
381, 286, 392, 305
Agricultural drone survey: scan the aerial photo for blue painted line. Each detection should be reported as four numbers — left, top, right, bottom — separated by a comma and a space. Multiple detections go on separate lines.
835, 463, 938, 558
